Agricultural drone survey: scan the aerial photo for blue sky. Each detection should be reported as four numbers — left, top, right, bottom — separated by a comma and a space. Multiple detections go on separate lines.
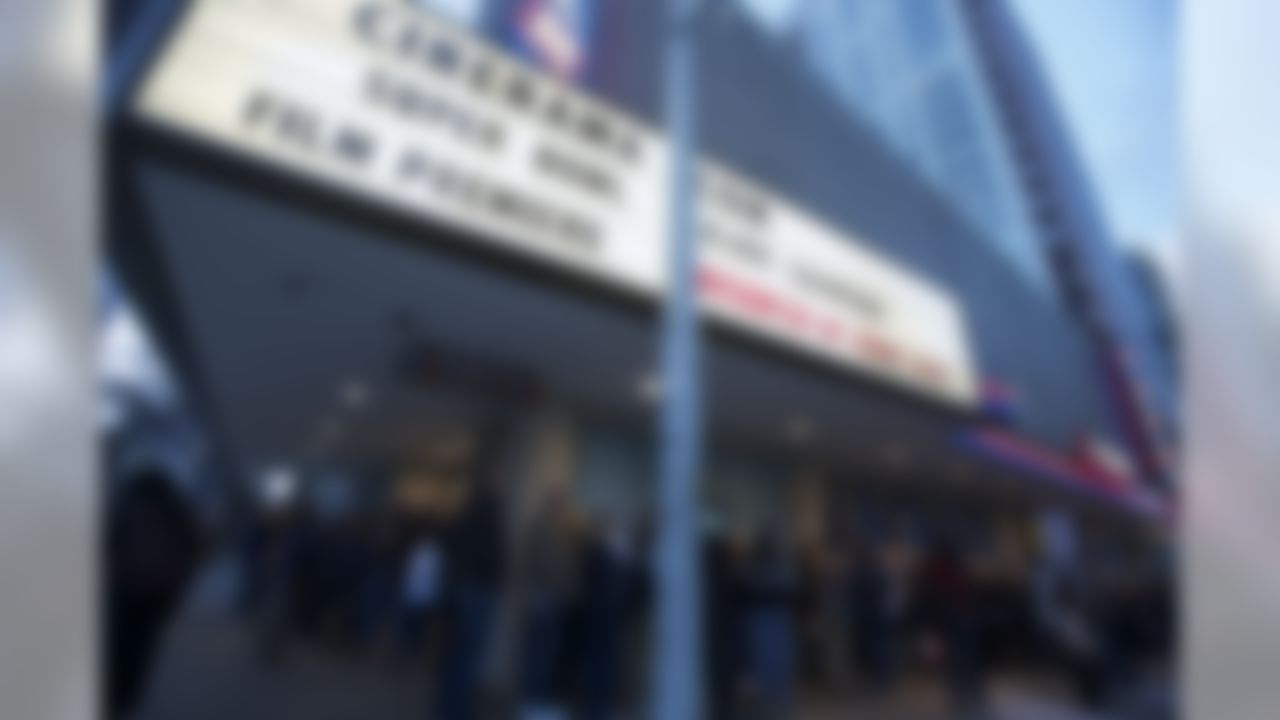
1009, 0, 1180, 250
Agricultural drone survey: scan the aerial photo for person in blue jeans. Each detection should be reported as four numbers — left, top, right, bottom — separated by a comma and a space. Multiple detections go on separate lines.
398, 526, 444, 663
435, 584, 498, 720
434, 478, 506, 720
913, 541, 985, 715
517, 488, 577, 717
579, 520, 644, 720
743, 533, 799, 718
849, 543, 895, 692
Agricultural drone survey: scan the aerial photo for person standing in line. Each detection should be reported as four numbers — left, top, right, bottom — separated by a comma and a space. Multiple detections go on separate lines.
795, 543, 825, 688
235, 513, 268, 620
398, 523, 445, 665
1060, 573, 1106, 707
105, 469, 204, 720
253, 506, 307, 667
913, 540, 985, 716
516, 487, 578, 720
812, 542, 851, 690
579, 517, 643, 720
742, 532, 799, 720
434, 470, 507, 720
704, 530, 750, 720
292, 516, 332, 639
334, 516, 374, 650
849, 542, 894, 693
620, 516, 655, 714
354, 515, 400, 658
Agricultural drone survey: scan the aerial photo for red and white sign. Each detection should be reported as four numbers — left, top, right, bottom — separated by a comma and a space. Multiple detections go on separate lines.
695, 161, 974, 403
1073, 433, 1138, 489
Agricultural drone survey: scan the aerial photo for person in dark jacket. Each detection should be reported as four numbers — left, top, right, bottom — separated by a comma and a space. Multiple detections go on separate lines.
105, 469, 203, 719
913, 541, 985, 714
742, 532, 799, 719
253, 506, 308, 667
516, 487, 578, 717
434, 473, 507, 720
849, 543, 894, 692
578, 518, 644, 720
703, 533, 747, 720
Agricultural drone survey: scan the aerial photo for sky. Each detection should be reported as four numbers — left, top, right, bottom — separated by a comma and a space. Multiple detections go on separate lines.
1009, 0, 1180, 254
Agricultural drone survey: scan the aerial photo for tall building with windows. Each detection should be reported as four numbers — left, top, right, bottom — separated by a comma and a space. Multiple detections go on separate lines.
1126, 248, 1180, 442
958, 0, 1178, 487
729, 0, 1176, 488
790, 0, 1050, 296
102, 5, 1179, 714
109, 0, 1171, 580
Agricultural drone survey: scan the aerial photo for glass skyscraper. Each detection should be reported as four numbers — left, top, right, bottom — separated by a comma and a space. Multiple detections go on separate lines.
738, 0, 1052, 296
734, 0, 1176, 486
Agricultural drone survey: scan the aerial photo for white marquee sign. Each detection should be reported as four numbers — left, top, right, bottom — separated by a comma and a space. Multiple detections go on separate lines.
136, 0, 978, 408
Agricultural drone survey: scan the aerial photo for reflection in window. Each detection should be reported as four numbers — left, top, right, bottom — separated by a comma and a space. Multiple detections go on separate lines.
943, 148, 1000, 230
893, 0, 945, 59
785, 0, 1053, 294
924, 74, 979, 156
735, 0, 804, 35
801, 0, 877, 118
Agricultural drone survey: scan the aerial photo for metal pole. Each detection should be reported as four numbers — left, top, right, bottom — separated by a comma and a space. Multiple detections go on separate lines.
652, 0, 704, 717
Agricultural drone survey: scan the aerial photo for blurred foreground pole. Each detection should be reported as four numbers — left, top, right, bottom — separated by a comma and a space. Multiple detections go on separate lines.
651, 0, 704, 718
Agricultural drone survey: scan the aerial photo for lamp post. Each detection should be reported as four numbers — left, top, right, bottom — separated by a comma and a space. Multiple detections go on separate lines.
651, 0, 705, 717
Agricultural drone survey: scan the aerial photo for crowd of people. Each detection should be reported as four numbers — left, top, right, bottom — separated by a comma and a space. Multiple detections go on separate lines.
702, 528, 1173, 719
233, 486, 1173, 719
234, 476, 655, 720
107, 465, 1174, 720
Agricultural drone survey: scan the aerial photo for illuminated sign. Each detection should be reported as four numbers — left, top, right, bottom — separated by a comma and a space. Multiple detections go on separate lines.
696, 162, 973, 403
135, 0, 977, 408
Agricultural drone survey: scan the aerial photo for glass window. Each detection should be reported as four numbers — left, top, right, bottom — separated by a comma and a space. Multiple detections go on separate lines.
793, 1, 1049, 294
923, 74, 980, 156
840, 37, 879, 113
735, 0, 804, 35
802, 1, 878, 119
893, 0, 945, 59
943, 148, 1001, 231
944, 148, 1049, 290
